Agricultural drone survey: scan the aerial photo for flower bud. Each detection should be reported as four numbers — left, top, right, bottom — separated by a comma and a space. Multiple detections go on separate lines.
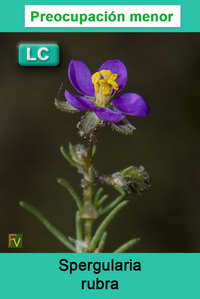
101, 166, 151, 195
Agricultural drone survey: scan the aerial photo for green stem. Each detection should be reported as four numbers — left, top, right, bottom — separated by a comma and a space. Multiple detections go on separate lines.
19, 201, 76, 252
82, 131, 97, 252
75, 211, 83, 241
84, 219, 93, 247
86, 134, 95, 168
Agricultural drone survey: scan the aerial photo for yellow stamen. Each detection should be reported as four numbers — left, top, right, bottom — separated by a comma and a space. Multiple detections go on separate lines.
99, 70, 112, 78
99, 79, 106, 84
107, 79, 119, 90
109, 73, 117, 81
91, 69, 119, 106
92, 72, 101, 84
102, 83, 111, 96
94, 83, 100, 93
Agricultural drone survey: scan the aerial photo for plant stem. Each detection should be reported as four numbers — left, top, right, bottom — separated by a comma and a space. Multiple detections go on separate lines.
81, 131, 97, 252
75, 211, 83, 241
84, 219, 93, 246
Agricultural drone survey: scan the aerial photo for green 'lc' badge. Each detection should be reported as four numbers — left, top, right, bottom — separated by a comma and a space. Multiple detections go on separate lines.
18, 44, 60, 66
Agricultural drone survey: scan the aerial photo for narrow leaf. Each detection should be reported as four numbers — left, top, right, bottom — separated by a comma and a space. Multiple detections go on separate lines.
94, 187, 104, 205
57, 178, 82, 210
97, 194, 108, 207
89, 200, 129, 252
113, 238, 140, 253
88, 166, 96, 182
92, 144, 97, 157
99, 194, 125, 216
60, 145, 77, 167
69, 143, 79, 163
19, 201, 76, 252
98, 231, 108, 252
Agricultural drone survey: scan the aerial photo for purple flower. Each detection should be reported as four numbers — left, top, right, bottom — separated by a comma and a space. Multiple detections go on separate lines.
64, 59, 150, 124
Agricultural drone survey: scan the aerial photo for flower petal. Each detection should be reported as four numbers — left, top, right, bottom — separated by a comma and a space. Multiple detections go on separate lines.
98, 60, 127, 92
65, 90, 96, 110
113, 93, 150, 117
94, 107, 125, 123
68, 60, 94, 96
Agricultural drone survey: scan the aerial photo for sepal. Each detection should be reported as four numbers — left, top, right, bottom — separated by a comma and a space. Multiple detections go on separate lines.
55, 98, 80, 113
77, 111, 102, 136
110, 117, 136, 135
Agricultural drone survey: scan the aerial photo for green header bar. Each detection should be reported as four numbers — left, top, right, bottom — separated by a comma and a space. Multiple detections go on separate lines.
1, 0, 200, 32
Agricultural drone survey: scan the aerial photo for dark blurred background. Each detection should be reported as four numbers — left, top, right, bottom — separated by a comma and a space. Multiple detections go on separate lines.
0, 33, 200, 252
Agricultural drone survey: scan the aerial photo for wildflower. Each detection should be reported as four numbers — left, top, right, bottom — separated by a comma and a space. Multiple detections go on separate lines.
64, 59, 150, 123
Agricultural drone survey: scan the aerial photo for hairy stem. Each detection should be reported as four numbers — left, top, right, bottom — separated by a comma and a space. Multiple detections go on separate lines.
81, 131, 97, 252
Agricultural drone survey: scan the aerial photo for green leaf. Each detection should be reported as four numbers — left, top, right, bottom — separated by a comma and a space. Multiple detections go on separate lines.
57, 178, 82, 210
89, 200, 129, 252
94, 187, 104, 206
60, 146, 77, 167
19, 201, 76, 252
98, 231, 108, 252
99, 194, 125, 216
68, 143, 79, 163
55, 98, 79, 113
111, 118, 136, 135
92, 144, 97, 157
113, 238, 140, 253
96, 194, 108, 208
88, 166, 96, 182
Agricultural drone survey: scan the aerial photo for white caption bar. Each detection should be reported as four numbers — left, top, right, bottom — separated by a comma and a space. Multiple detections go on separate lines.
25, 5, 181, 28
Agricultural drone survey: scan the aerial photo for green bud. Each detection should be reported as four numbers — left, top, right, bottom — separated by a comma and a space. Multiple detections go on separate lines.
101, 166, 151, 195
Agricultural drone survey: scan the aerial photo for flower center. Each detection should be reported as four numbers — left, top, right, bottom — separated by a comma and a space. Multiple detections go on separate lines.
91, 70, 119, 106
